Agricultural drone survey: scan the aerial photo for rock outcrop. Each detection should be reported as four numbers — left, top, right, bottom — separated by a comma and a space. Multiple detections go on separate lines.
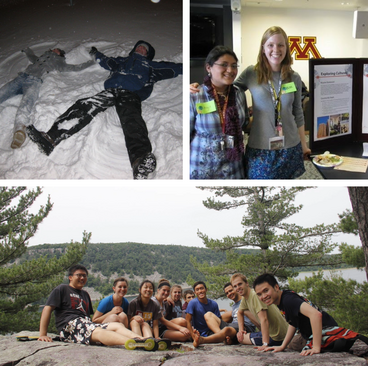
1, 332, 367, 366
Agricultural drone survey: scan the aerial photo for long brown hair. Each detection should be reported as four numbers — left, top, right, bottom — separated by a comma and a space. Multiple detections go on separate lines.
255, 26, 293, 84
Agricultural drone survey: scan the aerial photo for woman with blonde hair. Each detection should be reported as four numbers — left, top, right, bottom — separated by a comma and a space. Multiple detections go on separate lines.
235, 26, 311, 178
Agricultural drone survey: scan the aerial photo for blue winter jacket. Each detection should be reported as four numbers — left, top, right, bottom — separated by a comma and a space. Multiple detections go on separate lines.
94, 40, 182, 101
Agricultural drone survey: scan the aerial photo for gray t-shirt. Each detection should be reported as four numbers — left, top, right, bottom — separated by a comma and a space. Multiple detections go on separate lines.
231, 299, 256, 332
235, 65, 304, 150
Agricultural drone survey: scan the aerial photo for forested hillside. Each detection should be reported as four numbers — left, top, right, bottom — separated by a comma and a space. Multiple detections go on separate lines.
20, 242, 348, 297
20, 242, 256, 296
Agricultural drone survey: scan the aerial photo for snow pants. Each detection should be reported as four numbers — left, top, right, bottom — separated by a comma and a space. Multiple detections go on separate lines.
46, 88, 152, 166
0, 72, 42, 131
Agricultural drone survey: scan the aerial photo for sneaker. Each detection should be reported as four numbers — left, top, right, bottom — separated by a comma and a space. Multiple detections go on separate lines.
11, 130, 26, 149
26, 125, 55, 156
133, 152, 156, 180
155, 338, 171, 351
125, 337, 158, 352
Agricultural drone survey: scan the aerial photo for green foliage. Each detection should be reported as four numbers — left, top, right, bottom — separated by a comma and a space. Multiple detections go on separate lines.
0, 305, 58, 334
193, 187, 347, 297
0, 187, 53, 266
340, 243, 365, 269
338, 209, 359, 235
288, 272, 368, 334
0, 187, 91, 335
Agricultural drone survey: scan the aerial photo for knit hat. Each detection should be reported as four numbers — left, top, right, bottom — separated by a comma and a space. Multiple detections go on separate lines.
136, 43, 149, 52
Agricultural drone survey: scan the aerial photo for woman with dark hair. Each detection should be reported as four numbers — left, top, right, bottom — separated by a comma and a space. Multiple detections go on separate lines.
234, 26, 311, 179
152, 280, 191, 342
92, 277, 129, 327
127, 280, 161, 338
190, 45, 249, 179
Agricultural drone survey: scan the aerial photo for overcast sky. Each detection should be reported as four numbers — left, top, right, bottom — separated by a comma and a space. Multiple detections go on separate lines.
21, 184, 360, 251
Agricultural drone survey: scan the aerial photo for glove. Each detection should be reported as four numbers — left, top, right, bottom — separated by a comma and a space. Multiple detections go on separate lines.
89, 47, 98, 56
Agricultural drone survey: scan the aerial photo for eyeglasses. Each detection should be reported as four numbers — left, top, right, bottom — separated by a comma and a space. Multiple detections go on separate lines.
73, 273, 88, 278
213, 63, 239, 69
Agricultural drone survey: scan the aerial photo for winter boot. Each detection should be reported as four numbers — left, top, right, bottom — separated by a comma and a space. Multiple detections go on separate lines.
133, 152, 157, 179
26, 125, 55, 156
11, 129, 26, 149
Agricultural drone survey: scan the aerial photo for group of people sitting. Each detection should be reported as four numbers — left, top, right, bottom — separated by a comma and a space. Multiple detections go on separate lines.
38, 264, 368, 356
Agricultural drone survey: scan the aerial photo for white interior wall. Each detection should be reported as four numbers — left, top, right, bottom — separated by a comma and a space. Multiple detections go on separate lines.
232, 11, 242, 66
238, 7, 368, 91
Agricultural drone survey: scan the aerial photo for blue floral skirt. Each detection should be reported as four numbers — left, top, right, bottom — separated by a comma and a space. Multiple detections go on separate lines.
245, 143, 305, 179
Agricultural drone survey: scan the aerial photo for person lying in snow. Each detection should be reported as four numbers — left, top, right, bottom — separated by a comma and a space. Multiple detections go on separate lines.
27, 40, 183, 179
0, 47, 94, 149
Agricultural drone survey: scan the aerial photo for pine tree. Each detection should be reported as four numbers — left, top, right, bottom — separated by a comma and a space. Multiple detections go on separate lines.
0, 187, 91, 334
348, 187, 368, 280
338, 208, 365, 271
192, 187, 345, 297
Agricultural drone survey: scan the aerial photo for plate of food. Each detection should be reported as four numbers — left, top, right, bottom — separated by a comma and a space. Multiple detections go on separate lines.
312, 151, 343, 168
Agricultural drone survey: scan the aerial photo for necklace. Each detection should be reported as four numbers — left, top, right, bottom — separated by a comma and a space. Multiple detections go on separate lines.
212, 84, 229, 134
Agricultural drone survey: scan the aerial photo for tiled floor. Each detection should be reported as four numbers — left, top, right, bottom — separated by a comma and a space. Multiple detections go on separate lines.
297, 161, 324, 180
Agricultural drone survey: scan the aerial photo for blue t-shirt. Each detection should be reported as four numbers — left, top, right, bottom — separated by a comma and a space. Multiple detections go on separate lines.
186, 297, 221, 336
96, 294, 129, 314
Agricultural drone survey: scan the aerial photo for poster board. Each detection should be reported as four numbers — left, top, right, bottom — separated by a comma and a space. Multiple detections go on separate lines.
309, 58, 368, 151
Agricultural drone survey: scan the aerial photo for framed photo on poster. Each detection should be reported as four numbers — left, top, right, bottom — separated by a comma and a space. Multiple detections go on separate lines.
309, 58, 368, 152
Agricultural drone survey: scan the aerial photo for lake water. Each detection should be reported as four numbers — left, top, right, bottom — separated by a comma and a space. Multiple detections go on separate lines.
125, 268, 366, 311
296, 267, 367, 284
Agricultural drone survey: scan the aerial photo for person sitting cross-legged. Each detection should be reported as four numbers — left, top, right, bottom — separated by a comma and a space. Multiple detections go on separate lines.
192, 282, 256, 347
185, 281, 238, 348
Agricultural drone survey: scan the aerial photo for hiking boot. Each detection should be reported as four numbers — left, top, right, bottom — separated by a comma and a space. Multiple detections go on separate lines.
133, 152, 157, 179
11, 129, 26, 149
26, 125, 55, 156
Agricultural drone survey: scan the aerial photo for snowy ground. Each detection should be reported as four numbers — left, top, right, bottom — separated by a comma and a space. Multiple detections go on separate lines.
0, 0, 183, 179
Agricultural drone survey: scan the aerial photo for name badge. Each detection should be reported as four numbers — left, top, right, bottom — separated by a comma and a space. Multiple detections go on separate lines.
269, 136, 285, 150
281, 82, 297, 94
196, 100, 217, 114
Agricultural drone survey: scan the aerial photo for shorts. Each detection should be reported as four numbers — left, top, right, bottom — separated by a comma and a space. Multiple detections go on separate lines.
206, 320, 239, 344
60, 317, 109, 345
249, 331, 283, 347
159, 324, 168, 338
206, 319, 233, 336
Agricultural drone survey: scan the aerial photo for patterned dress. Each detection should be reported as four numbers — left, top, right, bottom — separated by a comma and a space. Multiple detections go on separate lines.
190, 84, 248, 179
